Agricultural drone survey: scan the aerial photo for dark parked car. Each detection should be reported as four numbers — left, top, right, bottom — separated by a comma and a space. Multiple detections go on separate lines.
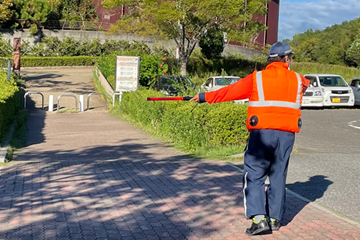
349, 78, 360, 106
150, 75, 195, 96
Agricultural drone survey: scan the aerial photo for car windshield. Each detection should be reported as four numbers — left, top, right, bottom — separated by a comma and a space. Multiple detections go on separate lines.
319, 76, 348, 87
215, 77, 239, 86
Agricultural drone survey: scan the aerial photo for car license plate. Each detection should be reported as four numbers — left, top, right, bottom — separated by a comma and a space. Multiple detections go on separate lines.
303, 99, 309, 104
332, 98, 341, 103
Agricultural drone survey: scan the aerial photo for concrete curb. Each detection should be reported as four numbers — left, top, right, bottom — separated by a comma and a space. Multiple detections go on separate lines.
225, 161, 360, 227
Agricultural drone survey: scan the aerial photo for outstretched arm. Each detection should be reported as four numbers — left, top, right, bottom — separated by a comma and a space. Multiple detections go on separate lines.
191, 74, 253, 104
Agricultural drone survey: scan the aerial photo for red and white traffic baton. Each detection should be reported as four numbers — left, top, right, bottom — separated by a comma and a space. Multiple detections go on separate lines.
147, 96, 193, 101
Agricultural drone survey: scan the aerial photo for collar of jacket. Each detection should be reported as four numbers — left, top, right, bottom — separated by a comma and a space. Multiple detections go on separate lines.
265, 62, 288, 71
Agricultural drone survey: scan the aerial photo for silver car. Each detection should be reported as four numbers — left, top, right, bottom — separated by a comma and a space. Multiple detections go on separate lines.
201, 76, 241, 91
349, 78, 360, 106
201, 76, 248, 104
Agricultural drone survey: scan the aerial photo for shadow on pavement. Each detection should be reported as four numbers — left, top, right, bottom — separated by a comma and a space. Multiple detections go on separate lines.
21, 74, 64, 82
0, 143, 246, 239
0, 104, 337, 239
282, 175, 333, 226
226, 164, 333, 228
0, 109, 247, 239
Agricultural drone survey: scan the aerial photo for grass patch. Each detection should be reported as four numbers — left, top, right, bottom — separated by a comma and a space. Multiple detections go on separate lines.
189, 145, 245, 162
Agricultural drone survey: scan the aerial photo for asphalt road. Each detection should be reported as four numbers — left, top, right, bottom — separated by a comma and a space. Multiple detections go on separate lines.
287, 107, 360, 223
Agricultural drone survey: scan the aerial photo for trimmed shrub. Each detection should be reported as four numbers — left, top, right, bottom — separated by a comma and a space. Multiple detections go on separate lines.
0, 70, 20, 142
19, 56, 98, 67
118, 89, 249, 151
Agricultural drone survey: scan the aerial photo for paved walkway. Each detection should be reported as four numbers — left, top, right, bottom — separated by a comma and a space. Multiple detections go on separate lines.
1, 67, 360, 240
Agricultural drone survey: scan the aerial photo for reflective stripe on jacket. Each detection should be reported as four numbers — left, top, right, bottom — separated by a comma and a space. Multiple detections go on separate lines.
247, 68, 303, 133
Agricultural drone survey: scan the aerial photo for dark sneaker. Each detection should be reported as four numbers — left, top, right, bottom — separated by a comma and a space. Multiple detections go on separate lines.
246, 219, 270, 236
269, 219, 281, 231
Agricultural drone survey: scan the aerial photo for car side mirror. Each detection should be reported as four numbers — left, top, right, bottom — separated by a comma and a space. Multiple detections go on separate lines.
313, 82, 317, 87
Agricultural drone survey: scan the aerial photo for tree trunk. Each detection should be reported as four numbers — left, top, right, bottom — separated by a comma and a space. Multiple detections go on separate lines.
180, 57, 187, 76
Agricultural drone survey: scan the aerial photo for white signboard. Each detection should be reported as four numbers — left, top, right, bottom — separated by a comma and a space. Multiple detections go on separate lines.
115, 56, 140, 92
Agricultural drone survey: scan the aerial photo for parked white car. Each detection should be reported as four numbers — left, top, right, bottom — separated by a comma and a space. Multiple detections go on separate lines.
201, 76, 248, 104
202, 76, 241, 91
301, 76, 323, 107
303, 74, 355, 107
349, 78, 360, 106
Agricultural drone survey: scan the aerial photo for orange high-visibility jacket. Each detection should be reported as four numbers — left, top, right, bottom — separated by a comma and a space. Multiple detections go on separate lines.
248, 65, 306, 133
202, 62, 309, 133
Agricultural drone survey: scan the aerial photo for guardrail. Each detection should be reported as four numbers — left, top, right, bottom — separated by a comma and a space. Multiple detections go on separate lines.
24, 91, 44, 109
57, 94, 78, 112
87, 92, 107, 110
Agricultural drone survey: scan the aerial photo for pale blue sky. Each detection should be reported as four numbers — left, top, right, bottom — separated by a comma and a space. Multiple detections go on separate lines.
278, 0, 360, 40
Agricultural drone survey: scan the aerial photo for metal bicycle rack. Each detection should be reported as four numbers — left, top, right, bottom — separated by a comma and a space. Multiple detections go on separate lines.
112, 92, 123, 106
24, 91, 44, 109
87, 92, 107, 110
57, 94, 78, 112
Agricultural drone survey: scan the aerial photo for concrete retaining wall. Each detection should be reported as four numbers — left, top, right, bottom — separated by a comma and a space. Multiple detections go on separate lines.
1, 29, 266, 60
95, 67, 114, 98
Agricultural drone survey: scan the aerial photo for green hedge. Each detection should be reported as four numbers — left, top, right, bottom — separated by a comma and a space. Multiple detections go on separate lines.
0, 56, 98, 68
0, 70, 20, 143
0, 58, 12, 68
117, 89, 249, 151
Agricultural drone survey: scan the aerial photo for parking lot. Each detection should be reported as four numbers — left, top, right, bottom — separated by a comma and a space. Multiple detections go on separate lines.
287, 107, 360, 223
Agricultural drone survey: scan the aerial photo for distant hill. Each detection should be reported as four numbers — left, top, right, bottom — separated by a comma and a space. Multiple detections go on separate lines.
287, 17, 360, 68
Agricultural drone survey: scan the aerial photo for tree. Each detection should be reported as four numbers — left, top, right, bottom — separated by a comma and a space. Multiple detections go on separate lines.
102, 0, 269, 76
13, 0, 61, 34
199, 26, 224, 59
61, 0, 98, 30
346, 39, 360, 67
293, 38, 318, 62
0, 0, 14, 24
289, 18, 360, 67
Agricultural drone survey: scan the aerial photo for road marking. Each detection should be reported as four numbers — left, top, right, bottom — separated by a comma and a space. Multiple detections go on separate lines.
348, 120, 360, 129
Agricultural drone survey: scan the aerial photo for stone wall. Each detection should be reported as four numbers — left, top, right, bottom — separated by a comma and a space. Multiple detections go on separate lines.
1, 29, 266, 60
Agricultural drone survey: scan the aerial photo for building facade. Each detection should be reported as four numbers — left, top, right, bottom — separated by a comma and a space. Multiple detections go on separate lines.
227, 0, 280, 48
256, 0, 280, 46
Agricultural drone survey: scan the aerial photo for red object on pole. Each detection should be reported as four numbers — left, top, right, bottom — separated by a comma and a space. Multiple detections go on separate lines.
13, 38, 21, 72
147, 96, 193, 101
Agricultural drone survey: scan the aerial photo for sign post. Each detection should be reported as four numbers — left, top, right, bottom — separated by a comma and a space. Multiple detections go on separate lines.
7, 59, 11, 82
115, 56, 140, 103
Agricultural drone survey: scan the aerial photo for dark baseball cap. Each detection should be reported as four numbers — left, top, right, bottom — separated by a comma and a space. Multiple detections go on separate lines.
269, 42, 295, 57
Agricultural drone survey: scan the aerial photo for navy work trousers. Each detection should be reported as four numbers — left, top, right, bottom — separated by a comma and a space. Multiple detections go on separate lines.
242, 129, 295, 221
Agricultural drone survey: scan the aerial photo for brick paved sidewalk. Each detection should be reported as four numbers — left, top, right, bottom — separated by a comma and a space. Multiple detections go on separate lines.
1, 111, 360, 240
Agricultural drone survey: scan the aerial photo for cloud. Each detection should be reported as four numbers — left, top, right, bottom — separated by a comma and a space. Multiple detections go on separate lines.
279, 0, 360, 40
